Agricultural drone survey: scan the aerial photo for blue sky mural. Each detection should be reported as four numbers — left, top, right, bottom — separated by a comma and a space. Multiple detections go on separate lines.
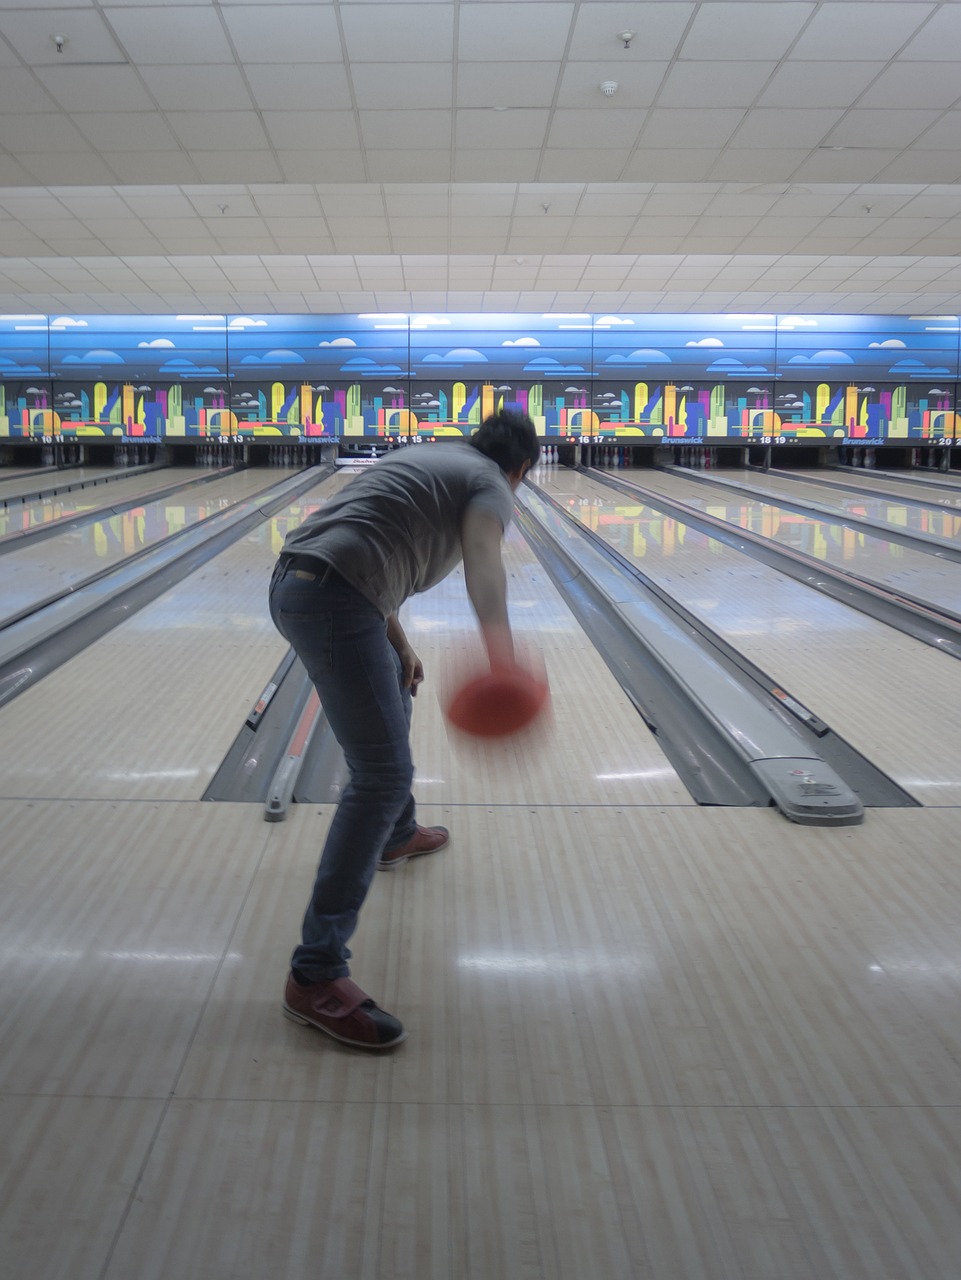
2, 312, 961, 384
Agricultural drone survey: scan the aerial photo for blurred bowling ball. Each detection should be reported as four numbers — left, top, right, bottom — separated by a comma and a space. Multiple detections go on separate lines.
445, 664, 550, 739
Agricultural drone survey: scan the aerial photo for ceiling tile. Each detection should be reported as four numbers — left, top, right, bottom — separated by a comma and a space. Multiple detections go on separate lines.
658, 62, 778, 108
0, 69, 59, 114
457, 63, 559, 109
140, 65, 255, 112
708, 149, 813, 182
90, 153, 201, 183
40, 66, 157, 113
188, 152, 285, 184
167, 112, 272, 151
104, 7, 236, 64
913, 111, 961, 149
370, 147, 454, 181
620, 150, 718, 181
538, 150, 631, 182
243, 64, 351, 111
791, 2, 937, 61
1, 8, 128, 66
360, 110, 452, 150
0, 155, 38, 183
876, 151, 961, 183
640, 108, 745, 149
252, 194, 324, 219
901, 4, 961, 60
453, 150, 541, 181
263, 111, 360, 151
340, 4, 454, 62
825, 110, 942, 149
3, 113, 92, 152
729, 108, 843, 149
455, 109, 548, 150
757, 61, 886, 109
568, 3, 694, 61
458, 3, 575, 62
352, 64, 452, 110
220, 5, 343, 63
276, 151, 367, 182
680, 3, 815, 61
547, 109, 646, 150
73, 112, 180, 152
790, 149, 904, 183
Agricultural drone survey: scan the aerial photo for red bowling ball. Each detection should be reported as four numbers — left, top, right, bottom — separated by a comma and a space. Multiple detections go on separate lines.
445, 664, 550, 739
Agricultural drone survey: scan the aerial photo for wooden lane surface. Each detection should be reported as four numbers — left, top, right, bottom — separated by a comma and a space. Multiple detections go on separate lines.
621, 466, 961, 613
0, 465, 242, 540
0, 468, 302, 621
0, 472, 348, 801
540, 467, 961, 806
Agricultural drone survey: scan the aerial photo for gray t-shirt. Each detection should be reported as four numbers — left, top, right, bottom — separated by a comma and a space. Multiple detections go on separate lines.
281, 443, 514, 616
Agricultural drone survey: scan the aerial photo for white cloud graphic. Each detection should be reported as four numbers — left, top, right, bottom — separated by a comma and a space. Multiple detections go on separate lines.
707, 359, 770, 373
685, 338, 724, 347
523, 357, 587, 373
61, 349, 124, 365
238, 349, 305, 365
159, 359, 223, 374
868, 339, 905, 349
421, 348, 488, 364
229, 317, 268, 329
340, 357, 404, 374
594, 316, 634, 328
176, 315, 227, 331
0, 357, 42, 372
138, 339, 175, 349
319, 338, 356, 347
605, 348, 671, 364
889, 360, 950, 375
50, 317, 88, 328
786, 350, 854, 366
502, 338, 540, 347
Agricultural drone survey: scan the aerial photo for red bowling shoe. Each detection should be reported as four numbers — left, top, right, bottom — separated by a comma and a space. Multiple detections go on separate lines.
377, 823, 450, 870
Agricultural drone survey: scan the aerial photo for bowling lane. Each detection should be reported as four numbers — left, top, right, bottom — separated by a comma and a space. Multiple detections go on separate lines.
619, 468, 961, 614
714, 468, 961, 541
782, 467, 961, 511
0, 467, 301, 621
535, 467, 961, 806
0, 472, 349, 801
0, 464, 117, 503
0, 466, 690, 809
395, 521, 691, 809
0, 465, 225, 541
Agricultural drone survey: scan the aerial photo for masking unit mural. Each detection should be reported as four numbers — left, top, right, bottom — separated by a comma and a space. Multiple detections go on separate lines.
3, 312, 961, 444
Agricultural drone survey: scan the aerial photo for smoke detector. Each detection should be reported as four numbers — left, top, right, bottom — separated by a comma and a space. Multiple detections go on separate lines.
600, 81, 618, 96
618, 31, 636, 48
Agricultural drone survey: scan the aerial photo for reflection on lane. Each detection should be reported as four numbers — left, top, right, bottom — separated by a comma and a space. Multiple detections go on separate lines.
0, 469, 313, 620
0, 468, 205, 539
545, 468, 961, 616
730, 469, 961, 538
788, 468, 961, 512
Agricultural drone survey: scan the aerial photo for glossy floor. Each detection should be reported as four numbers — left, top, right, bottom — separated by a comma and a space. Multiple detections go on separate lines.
3, 462, 961, 1279
2, 799, 961, 1279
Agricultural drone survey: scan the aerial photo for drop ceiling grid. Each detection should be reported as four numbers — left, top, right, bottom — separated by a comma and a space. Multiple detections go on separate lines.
1, 2, 961, 308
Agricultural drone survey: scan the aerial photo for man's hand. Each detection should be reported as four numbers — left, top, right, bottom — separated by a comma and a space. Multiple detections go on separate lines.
397, 642, 425, 696
387, 614, 424, 694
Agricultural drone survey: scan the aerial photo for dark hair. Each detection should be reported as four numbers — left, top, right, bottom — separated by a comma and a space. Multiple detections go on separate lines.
469, 409, 540, 473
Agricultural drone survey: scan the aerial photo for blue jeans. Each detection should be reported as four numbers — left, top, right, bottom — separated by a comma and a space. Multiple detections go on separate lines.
268, 557, 417, 980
